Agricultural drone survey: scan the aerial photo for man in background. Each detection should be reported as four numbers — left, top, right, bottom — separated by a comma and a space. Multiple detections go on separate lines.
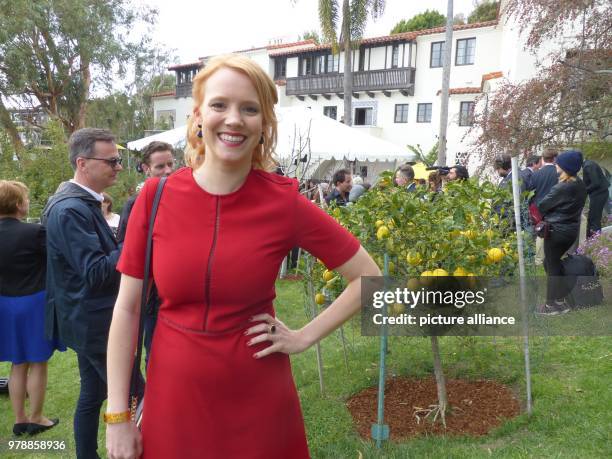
116, 141, 174, 242
326, 169, 352, 206
582, 158, 610, 237
43, 128, 123, 458
116, 140, 175, 366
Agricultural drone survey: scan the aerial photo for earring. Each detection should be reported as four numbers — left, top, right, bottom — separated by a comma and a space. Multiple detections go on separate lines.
259, 133, 264, 145
197, 124, 203, 138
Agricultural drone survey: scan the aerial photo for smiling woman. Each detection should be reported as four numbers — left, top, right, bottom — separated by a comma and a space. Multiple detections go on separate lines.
105, 53, 380, 459
184, 54, 278, 172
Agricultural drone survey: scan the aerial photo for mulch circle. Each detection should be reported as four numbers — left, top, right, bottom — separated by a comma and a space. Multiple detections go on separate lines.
346, 376, 521, 440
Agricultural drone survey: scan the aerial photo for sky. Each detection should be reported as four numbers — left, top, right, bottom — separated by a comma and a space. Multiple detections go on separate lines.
139, 0, 477, 64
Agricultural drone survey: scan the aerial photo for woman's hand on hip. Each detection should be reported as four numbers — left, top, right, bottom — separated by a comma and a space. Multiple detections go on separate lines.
106, 421, 142, 459
246, 313, 312, 358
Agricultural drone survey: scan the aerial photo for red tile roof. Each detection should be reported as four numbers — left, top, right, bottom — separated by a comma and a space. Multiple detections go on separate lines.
169, 40, 317, 70
436, 87, 482, 96
168, 61, 203, 71
481, 71, 504, 88
269, 20, 498, 57
151, 90, 176, 98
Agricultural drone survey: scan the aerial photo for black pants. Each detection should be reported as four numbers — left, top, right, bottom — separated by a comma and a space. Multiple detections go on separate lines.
543, 229, 577, 303
74, 353, 107, 459
587, 191, 608, 237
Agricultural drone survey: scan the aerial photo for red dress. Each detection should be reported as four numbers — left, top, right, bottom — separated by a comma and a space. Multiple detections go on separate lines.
118, 167, 360, 459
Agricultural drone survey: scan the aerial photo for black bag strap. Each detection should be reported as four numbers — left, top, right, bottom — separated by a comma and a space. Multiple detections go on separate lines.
130, 176, 167, 396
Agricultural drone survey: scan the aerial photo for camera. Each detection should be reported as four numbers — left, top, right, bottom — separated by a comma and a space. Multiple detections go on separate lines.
426, 166, 451, 176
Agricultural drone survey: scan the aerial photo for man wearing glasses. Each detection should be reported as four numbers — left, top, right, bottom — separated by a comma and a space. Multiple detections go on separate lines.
42, 128, 124, 458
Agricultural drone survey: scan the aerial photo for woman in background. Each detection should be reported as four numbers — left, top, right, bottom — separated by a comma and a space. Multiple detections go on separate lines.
102, 192, 120, 237
0, 180, 64, 436
537, 151, 587, 315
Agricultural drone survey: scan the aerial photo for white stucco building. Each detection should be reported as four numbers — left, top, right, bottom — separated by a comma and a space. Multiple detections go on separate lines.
152, 5, 550, 169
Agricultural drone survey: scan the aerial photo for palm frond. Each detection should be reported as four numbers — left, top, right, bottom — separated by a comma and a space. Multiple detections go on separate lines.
319, 0, 339, 52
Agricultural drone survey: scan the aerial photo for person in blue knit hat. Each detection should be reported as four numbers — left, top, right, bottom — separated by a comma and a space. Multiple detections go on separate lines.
536, 150, 587, 315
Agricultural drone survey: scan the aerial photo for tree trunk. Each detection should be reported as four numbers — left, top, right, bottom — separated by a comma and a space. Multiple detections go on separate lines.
342, 0, 353, 126
75, 60, 92, 132
437, 0, 454, 167
0, 99, 25, 157
430, 336, 448, 423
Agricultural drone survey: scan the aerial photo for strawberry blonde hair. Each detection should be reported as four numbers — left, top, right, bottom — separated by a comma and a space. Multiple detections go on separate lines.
185, 54, 278, 171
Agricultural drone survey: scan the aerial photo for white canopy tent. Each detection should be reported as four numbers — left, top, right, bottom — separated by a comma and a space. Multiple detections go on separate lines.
127, 106, 415, 181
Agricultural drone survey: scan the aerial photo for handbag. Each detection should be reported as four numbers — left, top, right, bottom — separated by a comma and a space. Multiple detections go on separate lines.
529, 202, 543, 225
129, 176, 167, 426
535, 220, 550, 239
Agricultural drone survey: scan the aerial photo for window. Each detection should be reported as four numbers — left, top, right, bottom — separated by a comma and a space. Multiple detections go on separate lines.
391, 44, 399, 68
455, 151, 469, 166
359, 48, 366, 71
459, 101, 475, 126
299, 56, 312, 75
456, 38, 476, 65
315, 55, 326, 74
326, 53, 339, 73
394, 104, 409, 123
360, 166, 368, 178
323, 106, 337, 120
354, 107, 373, 126
417, 103, 432, 123
430, 41, 445, 68
274, 58, 286, 79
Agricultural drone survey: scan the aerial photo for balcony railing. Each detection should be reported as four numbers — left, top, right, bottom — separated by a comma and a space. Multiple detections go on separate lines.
176, 82, 193, 98
286, 68, 415, 96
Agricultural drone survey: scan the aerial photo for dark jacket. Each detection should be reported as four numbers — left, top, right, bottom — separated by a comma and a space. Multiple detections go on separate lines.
0, 218, 46, 296
42, 182, 121, 355
528, 163, 558, 205
325, 188, 349, 206
519, 168, 534, 192
538, 178, 587, 235
116, 193, 138, 243
582, 160, 609, 197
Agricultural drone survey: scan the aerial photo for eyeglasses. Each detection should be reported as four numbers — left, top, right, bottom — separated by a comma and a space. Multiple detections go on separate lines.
83, 157, 123, 168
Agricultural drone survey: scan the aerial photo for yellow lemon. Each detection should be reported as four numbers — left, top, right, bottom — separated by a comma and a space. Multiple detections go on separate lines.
466, 255, 476, 263
406, 252, 423, 266
315, 293, 326, 305
375, 220, 385, 228
387, 261, 396, 274
432, 268, 448, 277
453, 267, 468, 277
463, 230, 476, 240
486, 248, 505, 263
485, 229, 495, 239
376, 226, 390, 240
322, 270, 334, 282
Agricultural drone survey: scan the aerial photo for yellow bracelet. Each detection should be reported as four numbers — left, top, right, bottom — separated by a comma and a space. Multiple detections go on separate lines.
103, 410, 131, 424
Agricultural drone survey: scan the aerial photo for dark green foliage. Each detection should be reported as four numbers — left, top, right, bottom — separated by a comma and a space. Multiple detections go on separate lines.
300, 30, 321, 44
0, 120, 142, 218
468, 1, 499, 24
390, 9, 446, 34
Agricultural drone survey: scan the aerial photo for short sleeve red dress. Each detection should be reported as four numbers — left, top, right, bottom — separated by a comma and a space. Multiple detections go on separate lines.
117, 167, 360, 459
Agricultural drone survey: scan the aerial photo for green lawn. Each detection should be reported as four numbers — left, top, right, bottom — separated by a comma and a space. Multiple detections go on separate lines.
1, 279, 611, 458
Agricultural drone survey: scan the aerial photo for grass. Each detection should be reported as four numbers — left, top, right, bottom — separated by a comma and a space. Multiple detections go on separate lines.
1, 279, 611, 458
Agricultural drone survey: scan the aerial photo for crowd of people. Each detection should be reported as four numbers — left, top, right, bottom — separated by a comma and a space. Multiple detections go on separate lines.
0, 50, 609, 458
